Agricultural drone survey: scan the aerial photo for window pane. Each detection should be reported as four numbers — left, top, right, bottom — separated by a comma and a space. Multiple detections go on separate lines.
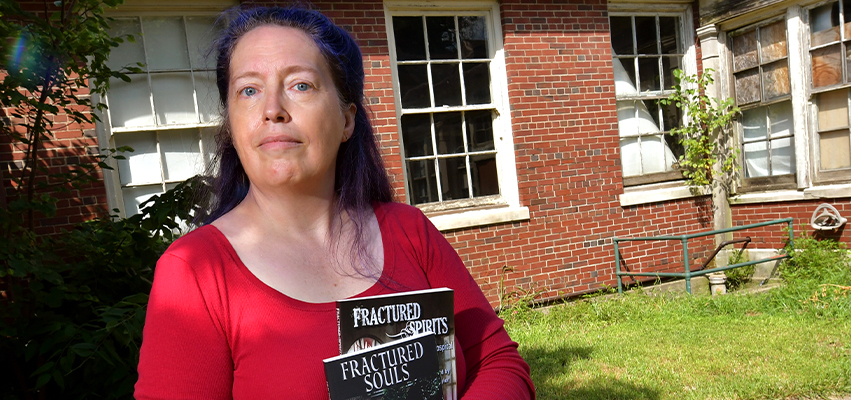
407, 159, 438, 204
762, 60, 790, 99
434, 112, 464, 155
462, 62, 491, 104
634, 16, 657, 54
617, 100, 661, 136
810, 3, 840, 47
638, 57, 660, 91
770, 136, 795, 175
662, 56, 681, 90
471, 154, 499, 196
742, 107, 768, 141
196, 71, 219, 123
614, 58, 638, 95
108, 77, 154, 128
398, 64, 430, 108
818, 89, 849, 131
660, 100, 681, 132
160, 129, 202, 181
465, 110, 494, 151
108, 18, 145, 71
115, 131, 162, 186
432, 63, 462, 106
760, 21, 787, 63
426, 17, 457, 60
643, 100, 661, 130
659, 17, 680, 54
769, 101, 793, 138
732, 29, 758, 71
664, 133, 684, 163
393, 17, 427, 61
610, 16, 634, 55
143, 17, 191, 70
401, 113, 433, 157
640, 135, 667, 174
743, 141, 769, 177
819, 130, 851, 169
439, 156, 468, 200
735, 68, 761, 105
122, 185, 164, 216
845, 44, 851, 83
151, 72, 197, 125
620, 137, 642, 176
812, 44, 842, 88
459, 16, 487, 59
185, 17, 218, 69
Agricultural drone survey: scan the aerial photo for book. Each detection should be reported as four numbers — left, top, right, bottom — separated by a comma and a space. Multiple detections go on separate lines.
323, 332, 443, 400
336, 288, 456, 399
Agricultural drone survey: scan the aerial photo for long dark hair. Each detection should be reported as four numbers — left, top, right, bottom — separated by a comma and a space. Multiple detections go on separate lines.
196, 6, 393, 276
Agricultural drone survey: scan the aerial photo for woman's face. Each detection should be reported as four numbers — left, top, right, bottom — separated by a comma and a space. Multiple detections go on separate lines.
227, 25, 355, 195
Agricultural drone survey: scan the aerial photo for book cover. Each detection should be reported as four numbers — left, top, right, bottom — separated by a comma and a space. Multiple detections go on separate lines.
323, 332, 443, 400
336, 288, 456, 399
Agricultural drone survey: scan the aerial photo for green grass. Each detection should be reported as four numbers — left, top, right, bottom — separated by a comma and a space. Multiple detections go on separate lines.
504, 237, 851, 400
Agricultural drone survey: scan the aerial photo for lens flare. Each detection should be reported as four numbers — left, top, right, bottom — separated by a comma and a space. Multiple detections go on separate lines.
8, 33, 27, 70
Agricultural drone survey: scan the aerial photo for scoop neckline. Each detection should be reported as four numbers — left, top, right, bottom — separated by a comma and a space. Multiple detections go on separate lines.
202, 202, 395, 311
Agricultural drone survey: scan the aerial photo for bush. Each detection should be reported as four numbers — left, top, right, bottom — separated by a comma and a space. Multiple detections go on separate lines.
0, 178, 200, 400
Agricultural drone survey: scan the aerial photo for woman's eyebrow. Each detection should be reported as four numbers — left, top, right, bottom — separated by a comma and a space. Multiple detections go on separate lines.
231, 65, 322, 83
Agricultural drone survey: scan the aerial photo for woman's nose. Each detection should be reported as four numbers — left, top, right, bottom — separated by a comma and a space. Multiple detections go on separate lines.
263, 91, 290, 122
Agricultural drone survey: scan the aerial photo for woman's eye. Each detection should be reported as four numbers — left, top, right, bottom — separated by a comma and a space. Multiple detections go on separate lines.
294, 83, 311, 92
240, 87, 257, 97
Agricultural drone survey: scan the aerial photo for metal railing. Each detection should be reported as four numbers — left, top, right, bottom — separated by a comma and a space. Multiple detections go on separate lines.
614, 218, 794, 294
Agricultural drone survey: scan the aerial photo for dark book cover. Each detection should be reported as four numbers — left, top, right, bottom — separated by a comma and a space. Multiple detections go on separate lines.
323, 332, 444, 400
336, 288, 456, 399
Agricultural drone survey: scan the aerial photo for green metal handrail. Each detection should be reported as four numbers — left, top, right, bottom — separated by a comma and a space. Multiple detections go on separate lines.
614, 218, 794, 294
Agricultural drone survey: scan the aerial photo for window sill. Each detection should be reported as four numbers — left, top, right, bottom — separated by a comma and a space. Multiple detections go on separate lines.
427, 206, 530, 232
619, 182, 709, 207
730, 183, 851, 205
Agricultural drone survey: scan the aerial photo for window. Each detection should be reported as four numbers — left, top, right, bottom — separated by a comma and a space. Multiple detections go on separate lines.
100, 15, 221, 216
809, 0, 851, 182
385, 1, 520, 215
729, 19, 796, 190
609, 12, 693, 186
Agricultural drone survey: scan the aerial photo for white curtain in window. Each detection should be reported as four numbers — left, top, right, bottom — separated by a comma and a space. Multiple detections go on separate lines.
614, 58, 676, 176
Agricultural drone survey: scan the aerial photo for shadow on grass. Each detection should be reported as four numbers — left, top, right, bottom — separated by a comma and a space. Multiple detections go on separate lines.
522, 344, 661, 400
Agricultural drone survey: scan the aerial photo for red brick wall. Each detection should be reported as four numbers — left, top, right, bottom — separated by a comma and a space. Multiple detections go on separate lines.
732, 199, 851, 247
306, 0, 720, 304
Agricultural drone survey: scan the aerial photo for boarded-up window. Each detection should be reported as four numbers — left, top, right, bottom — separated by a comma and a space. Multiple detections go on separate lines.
816, 89, 851, 170
731, 20, 790, 106
809, 0, 851, 88
610, 14, 685, 183
731, 19, 794, 180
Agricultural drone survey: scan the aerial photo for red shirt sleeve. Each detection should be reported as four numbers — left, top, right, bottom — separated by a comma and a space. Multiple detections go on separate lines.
401, 204, 536, 400
135, 250, 234, 400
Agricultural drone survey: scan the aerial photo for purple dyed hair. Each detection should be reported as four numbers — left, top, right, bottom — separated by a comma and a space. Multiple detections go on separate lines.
196, 6, 393, 275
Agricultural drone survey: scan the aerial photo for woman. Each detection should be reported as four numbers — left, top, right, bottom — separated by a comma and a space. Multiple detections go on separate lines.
135, 6, 534, 400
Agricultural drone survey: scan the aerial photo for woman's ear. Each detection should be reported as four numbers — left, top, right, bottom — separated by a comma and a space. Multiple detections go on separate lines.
342, 103, 356, 142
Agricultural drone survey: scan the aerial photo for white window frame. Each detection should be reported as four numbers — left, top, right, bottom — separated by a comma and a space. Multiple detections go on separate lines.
384, 0, 528, 230
608, 2, 699, 207
96, 3, 233, 218
720, 3, 851, 205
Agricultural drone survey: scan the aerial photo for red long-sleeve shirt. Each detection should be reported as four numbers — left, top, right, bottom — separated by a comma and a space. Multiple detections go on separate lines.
135, 202, 534, 399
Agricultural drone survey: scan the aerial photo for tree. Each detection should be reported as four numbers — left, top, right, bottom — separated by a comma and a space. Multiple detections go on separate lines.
0, 1, 195, 398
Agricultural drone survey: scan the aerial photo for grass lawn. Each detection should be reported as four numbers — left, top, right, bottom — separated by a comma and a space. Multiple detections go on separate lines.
503, 238, 851, 400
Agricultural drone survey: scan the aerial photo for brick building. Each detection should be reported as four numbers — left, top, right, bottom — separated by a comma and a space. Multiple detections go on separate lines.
2, 0, 849, 306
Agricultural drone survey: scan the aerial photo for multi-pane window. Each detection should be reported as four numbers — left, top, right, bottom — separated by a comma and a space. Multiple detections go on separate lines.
104, 16, 220, 215
730, 20, 795, 181
389, 14, 500, 207
809, 1, 851, 180
610, 14, 686, 184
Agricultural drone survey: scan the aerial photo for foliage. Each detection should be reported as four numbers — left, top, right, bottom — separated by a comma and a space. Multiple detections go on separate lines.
1, 178, 200, 400
0, 0, 142, 229
779, 235, 851, 316
0, 1, 204, 399
724, 248, 754, 291
659, 69, 740, 192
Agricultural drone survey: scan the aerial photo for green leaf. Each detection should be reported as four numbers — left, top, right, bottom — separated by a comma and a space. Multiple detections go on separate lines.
31, 361, 55, 377
53, 369, 65, 389
71, 342, 97, 357
35, 373, 51, 389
